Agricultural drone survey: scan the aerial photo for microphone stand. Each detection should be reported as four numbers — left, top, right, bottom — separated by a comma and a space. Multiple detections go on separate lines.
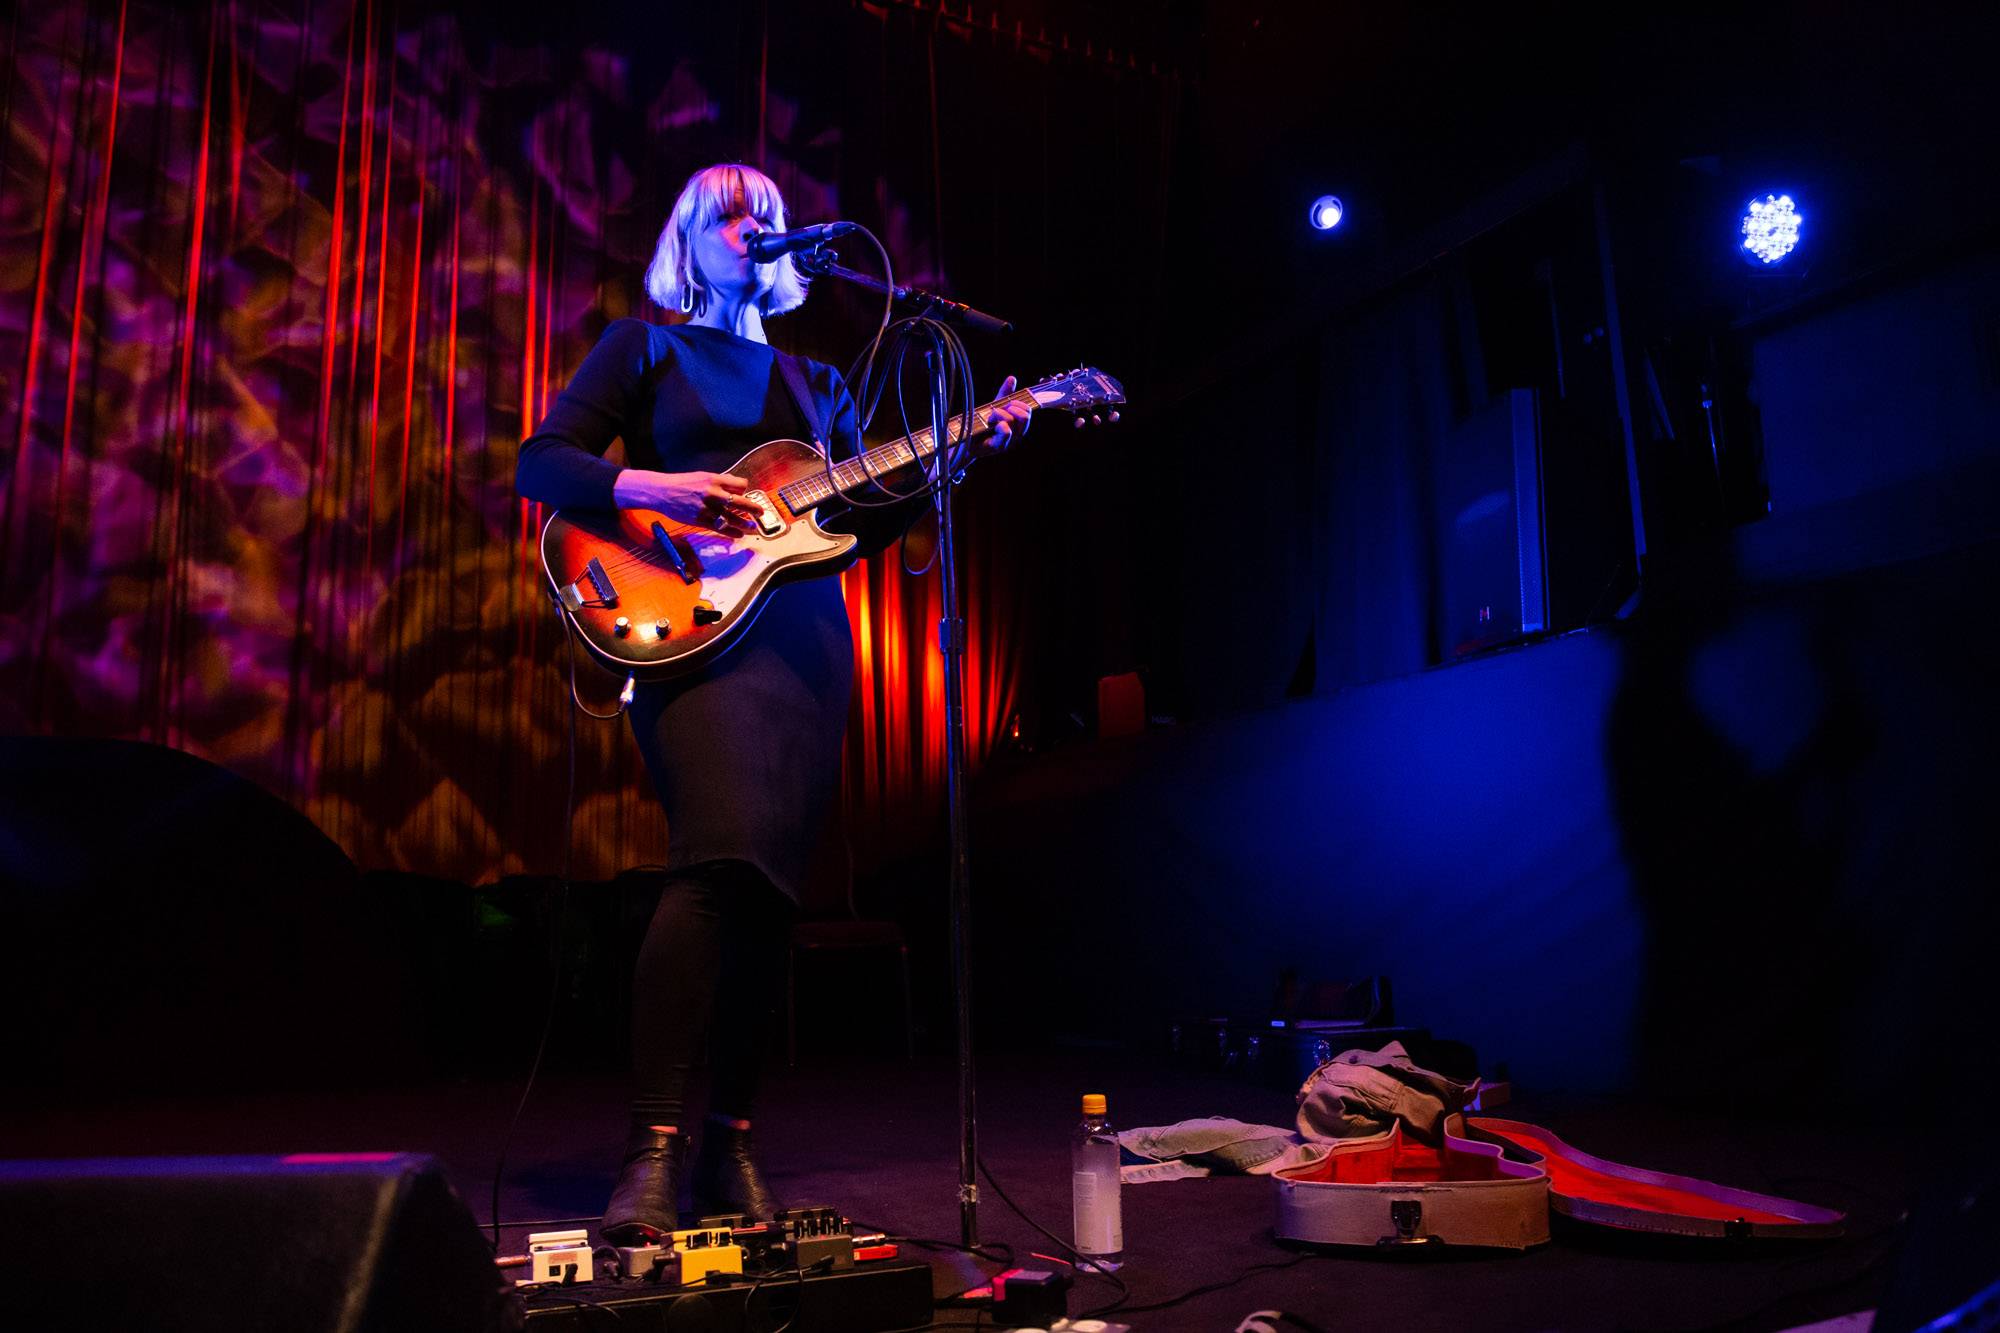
797, 243, 1007, 1246
930, 354, 980, 1250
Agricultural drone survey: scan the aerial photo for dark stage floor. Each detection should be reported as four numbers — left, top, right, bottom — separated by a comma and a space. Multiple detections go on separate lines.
5, 1048, 1907, 1331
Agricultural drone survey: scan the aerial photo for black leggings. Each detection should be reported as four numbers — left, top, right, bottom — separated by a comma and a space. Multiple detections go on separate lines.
629, 860, 795, 1130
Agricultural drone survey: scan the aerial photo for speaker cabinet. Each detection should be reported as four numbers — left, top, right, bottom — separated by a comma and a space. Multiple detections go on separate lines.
1440, 388, 1549, 657
0, 1153, 512, 1332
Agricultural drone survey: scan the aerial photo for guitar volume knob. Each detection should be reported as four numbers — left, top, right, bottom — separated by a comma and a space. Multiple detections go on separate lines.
654, 619, 671, 638
613, 616, 632, 637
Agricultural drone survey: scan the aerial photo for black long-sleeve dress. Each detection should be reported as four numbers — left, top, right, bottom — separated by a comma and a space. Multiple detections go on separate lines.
517, 318, 881, 903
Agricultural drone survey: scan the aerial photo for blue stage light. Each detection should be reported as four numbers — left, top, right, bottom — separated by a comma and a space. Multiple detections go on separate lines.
1308, 195, 1344, 231
1740, 192, 1803, 265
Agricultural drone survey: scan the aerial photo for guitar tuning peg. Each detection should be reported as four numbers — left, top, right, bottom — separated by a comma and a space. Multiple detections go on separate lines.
1073, 416, 1086, 429
1109, 410, 1120, 423
1091, 414, 1102, 425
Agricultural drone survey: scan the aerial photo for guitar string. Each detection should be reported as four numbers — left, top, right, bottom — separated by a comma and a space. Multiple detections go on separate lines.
778, 394, 1019, 505
776, 391, 1030, 510
570, 391, 1047, 585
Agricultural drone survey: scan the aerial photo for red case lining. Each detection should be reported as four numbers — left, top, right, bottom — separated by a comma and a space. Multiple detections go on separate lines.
1466, 1116, 1844, 1233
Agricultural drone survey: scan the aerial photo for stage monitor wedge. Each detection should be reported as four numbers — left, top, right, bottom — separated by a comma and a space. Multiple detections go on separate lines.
0, 1152, 513, 1333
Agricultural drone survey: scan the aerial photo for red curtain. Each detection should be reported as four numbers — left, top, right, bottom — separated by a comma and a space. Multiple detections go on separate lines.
838, 529, 1020, 864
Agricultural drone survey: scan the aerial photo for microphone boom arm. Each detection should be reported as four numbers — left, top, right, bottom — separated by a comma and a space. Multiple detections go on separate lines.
794, 246, 1014, 336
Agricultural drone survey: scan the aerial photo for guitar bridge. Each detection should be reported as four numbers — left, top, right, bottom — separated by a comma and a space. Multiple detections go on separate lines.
558, 556, 618, 610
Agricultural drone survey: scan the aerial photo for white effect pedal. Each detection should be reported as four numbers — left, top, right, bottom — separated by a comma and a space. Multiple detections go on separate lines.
522, 1229, 593, 1285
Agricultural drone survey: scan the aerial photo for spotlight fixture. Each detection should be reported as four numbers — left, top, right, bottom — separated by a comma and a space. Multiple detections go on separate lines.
1308, 195, 1344, 232
1739, 192, 1803, 266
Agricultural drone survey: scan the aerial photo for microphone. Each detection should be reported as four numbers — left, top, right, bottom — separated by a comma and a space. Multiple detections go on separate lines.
747, 222, 858, 263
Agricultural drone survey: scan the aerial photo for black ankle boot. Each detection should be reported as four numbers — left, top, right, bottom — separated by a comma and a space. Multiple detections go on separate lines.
602, 1127, 688, 1244
692, 1124, 781, 1221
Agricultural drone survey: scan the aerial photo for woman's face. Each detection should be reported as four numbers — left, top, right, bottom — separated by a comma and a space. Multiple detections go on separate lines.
688, 202, 774, 297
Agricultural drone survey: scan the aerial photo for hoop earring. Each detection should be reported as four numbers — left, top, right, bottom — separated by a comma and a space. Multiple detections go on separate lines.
679, 278, 697, 315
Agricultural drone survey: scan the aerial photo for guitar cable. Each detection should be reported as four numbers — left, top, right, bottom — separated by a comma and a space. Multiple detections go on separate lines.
830, 227, 934, 510
839, 312, 980, 513
820, 226, 980, 516
838, 225, 899, 424
552, 586, 635, 721
488, 600, 631, 1250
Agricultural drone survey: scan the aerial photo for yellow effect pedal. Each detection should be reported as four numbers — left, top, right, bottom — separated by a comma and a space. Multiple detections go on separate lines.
669, 1222, 745, 1283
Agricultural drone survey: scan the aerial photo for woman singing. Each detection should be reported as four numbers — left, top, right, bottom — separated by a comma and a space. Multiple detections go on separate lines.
516, 163, 1031, 1242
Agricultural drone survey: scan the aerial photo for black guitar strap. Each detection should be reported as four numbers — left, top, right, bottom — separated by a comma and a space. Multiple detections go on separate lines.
774, 351, 830, 456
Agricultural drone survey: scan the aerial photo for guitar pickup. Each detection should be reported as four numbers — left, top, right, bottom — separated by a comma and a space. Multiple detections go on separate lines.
743, 490, 784, 537
558, 557, 617, 610
651, 522, 696, 585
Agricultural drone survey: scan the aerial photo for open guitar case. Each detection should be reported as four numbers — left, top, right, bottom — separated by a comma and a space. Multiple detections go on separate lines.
1271, 1070, 1845, 1252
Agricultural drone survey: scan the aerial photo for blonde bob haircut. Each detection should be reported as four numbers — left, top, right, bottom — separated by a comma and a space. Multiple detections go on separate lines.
644, 163, 810, 317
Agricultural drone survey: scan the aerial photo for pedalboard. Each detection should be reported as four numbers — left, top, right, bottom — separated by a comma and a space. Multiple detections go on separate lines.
593, 1207, 891, 1290
520, 1206, 923, 1331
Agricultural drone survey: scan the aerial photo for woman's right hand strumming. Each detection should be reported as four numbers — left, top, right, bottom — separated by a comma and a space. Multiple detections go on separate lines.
613, 468, 764, 535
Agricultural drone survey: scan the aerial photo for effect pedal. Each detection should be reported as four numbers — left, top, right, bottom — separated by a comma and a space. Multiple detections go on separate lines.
522, 1229, 593, 1286
668, 1221, 746, 1283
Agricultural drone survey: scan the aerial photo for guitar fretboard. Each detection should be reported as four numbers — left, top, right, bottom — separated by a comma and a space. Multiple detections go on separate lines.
778, 391, 1035, 514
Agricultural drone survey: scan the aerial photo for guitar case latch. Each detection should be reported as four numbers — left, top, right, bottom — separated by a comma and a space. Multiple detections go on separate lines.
1377, 1200, 1440, 1249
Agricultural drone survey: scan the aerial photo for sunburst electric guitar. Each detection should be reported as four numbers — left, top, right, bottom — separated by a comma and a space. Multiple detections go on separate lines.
540, 366, 1125, 680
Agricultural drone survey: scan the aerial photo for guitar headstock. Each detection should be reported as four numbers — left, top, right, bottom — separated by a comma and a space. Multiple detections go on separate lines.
1026, 366, 1126, 425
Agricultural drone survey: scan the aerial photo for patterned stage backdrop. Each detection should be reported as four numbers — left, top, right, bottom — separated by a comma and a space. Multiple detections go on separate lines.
0, 0, 1076, 889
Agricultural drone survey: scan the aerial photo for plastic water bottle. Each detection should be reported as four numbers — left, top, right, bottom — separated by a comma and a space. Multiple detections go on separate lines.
1071, 1093, 1124, 1269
